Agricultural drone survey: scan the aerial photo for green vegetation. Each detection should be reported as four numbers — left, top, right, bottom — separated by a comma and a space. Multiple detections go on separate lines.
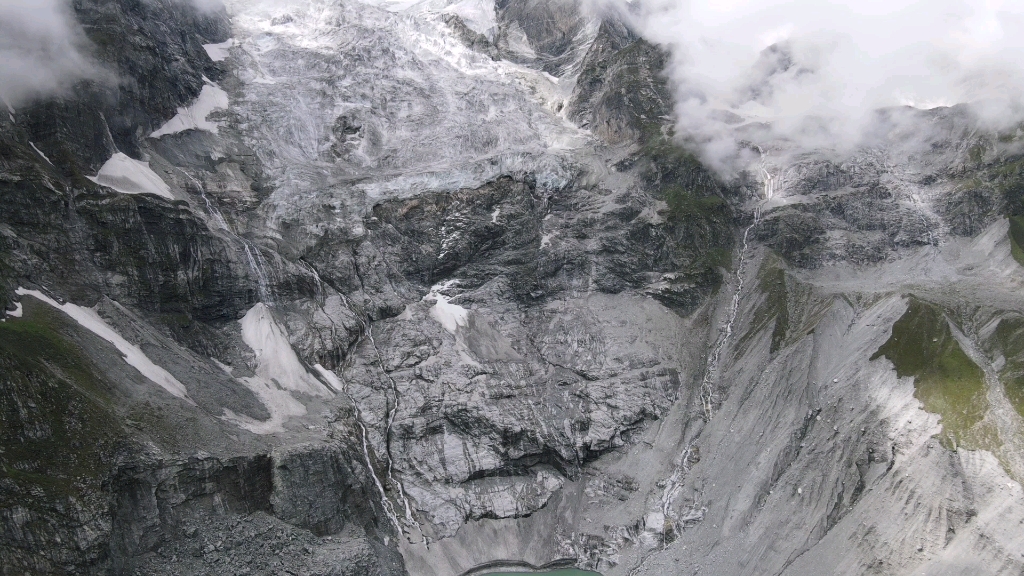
738, 259, 790, 353
871, 299, 989, 450
1009, 216, 1024, 266
991, 316, 1024, 419
702, 247, 734, 271
638, 137, 724, 199
968, 144, 986, 166
959, 155, 1024, 264
0, 301, 122, 504
642, 141, 733, 277
663, 185, 729, 227
757, 265, 790, 353
998, 158, 1024, 266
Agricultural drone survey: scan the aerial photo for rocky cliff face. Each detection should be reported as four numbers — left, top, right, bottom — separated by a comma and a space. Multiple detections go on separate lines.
2, 1, 1024, 575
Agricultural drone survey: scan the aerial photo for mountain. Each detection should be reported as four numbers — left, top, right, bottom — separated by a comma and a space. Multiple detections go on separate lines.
1, 1, 1023, 575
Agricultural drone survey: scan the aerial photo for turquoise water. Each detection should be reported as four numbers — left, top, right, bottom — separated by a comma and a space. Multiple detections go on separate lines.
482, 571, 600, 576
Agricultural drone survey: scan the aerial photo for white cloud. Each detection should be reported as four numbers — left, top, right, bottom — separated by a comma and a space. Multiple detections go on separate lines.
611, 0, 1024, 172
0, 0, 224, 108
0, 0, 103, 107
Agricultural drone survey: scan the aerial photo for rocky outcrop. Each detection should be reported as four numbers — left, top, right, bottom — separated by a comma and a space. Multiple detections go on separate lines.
567, 23, 670, 145
107, 444, 404, 576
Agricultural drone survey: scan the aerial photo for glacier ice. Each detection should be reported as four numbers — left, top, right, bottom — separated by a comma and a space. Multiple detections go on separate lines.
224, 0, 588, 230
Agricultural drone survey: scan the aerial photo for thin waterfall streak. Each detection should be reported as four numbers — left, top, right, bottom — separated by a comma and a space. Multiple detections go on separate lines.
178, 167, 229, 230
176, 167, 276, 307
300, 260, 325, 305
661, 442, 693, 517
663, 167, 774, 534
366, 323, 416, 527
244, 242, 273, 304
358, 418, 403, 533
700, 153, 776, 420
99, 113, 120, 155
699, 217, 755, 420
336, 364, 412, 540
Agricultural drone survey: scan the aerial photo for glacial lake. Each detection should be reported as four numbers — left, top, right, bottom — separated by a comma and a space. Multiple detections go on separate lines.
482, 571, 601, 576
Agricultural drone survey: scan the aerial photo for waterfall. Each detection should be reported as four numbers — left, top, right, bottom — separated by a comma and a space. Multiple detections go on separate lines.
243, 241, 274, 305
759, 147, 779, 201
698, 210, 761, 420
365, 324, 418, 528
299, 259, 326, 306
659, 152, 779, 531
332, 318, 423, 545
177, 167, 273, 304
179, 168, 229, 230
698, 150, 777, 419
357, 417, 404, 533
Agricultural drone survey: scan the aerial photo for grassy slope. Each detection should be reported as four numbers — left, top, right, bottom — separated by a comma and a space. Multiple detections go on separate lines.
871, 299, 990, 450
0, 301, 123, 505
991, 316, 1024, 419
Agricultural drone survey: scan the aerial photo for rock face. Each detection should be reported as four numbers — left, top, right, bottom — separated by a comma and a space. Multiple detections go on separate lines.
2, 1, 1024, 575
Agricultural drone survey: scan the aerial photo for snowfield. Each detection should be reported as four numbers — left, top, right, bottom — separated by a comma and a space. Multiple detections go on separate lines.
14, 288, 191, 402
150, 83, 230, 137
87, 153, 174, 199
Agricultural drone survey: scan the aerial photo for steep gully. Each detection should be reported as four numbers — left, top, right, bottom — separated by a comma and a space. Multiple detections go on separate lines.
654, 151, 782, 563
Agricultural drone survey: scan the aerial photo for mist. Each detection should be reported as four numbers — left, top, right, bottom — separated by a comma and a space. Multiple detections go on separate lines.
0, 0, 223, 110
0, 0, 103, 109
605, 0, 1024, 174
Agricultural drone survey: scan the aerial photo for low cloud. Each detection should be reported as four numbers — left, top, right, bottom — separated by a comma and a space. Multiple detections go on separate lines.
603, 0, 1024, 174
0, 0, 103, 108
0, 0, 223, 109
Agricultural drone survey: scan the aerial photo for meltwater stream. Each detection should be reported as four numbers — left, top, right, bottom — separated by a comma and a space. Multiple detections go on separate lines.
698, 153, 778, 419
657, 153, 780, 550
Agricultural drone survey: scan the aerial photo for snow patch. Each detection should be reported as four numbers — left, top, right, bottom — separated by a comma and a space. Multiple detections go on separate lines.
29, 142, 52, 166
313, 364, 344, 392
540, 231, 557, 248
211, 357, 234, 376
203, 39, 235, 62
87, 153, 173, 199
6, 302, 22, 318
15, 288, 191, 401
150, 84, 229, 138
423, 280, 469, 334
224, 304, 333, 434
240, 303, 332, 398
490, 207, 500, 223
